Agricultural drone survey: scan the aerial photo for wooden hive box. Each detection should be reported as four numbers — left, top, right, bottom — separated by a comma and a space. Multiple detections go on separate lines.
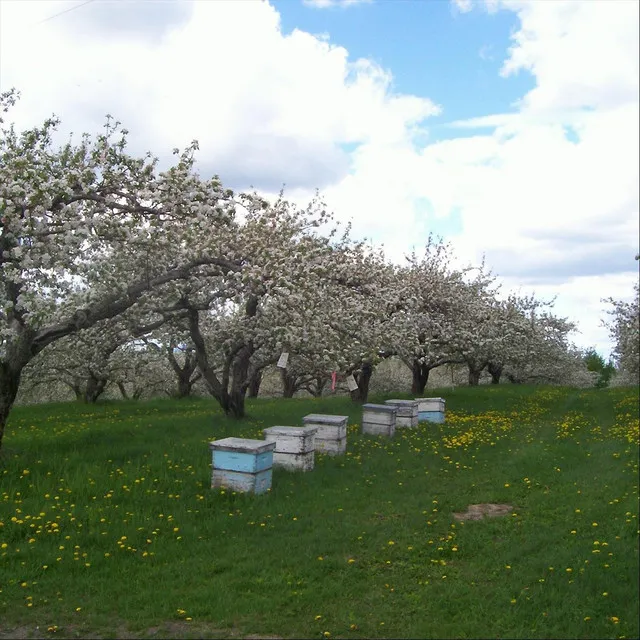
384, 399, 419, 428
361, 403, 396, 437
209, 437, 276, 494
302, 414, 348, 456
415, 397, 446, 423
263, 425, 317, 472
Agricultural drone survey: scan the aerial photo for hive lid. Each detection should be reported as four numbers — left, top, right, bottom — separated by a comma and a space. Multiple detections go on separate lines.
263, 425, 318, 436
303, 414, 349, 424
362, 403, 396, 412
209, 437, 276, 454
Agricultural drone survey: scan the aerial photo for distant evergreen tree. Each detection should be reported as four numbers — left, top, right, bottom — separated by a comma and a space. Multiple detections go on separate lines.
583, 348, 616, 388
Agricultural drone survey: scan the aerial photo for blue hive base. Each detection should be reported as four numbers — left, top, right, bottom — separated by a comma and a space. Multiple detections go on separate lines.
418, 411, 445, 424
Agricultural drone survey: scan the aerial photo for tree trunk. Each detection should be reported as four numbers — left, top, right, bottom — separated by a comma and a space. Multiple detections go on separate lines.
117, 382, 129, 399
411, 361, 430, 395
83, 375, 108, 403
468, 367, 482, 386
215, 379, 247, 418
167, 348, 200, 399
225, 342, 254, 418
228, 390, 245, 418
487, 362, 503, 385
175, 374, 193, 399
350, 362, 373, 403
0, 363, 22, 452
187, 302, 255, 420
247, 369, 262, 398
312, 376, 326, 397
224, 380, 247, 418
280, 369, 297, 398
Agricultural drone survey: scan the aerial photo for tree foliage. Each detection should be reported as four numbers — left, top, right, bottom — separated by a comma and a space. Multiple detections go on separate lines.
604, 268, 640, 385
0, 91, 604, 450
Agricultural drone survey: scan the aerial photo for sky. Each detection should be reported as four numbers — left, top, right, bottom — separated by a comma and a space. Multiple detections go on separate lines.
0, 0, 638, 358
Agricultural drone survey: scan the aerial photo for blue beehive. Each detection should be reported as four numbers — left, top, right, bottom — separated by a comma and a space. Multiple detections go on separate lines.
209, 437, 276, 494
416, 398, 446, 423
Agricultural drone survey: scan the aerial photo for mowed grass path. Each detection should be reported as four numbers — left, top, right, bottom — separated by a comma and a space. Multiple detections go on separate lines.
1, 386, 638, 639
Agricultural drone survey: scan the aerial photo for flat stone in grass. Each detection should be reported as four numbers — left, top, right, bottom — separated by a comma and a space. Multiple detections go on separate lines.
384, 399, 419, 427
302, 414, 348, 456
416, 397, 446, 423
362, 403, 396, 437
453, 503, 514, 521
263, 425, 317, 472
209, 437, 276, 494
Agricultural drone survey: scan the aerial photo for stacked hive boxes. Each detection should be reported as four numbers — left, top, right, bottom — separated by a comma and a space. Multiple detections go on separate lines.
416, 397, 446, 423
384, 399, 419, 428
361, 403, 396, 437
209, 437, 276, 494
263, 425, 317, 471
302, 414, 348, 455
210, 398, 447, 494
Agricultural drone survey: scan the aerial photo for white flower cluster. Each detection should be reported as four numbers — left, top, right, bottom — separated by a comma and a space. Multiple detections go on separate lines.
0, 90, 603, 444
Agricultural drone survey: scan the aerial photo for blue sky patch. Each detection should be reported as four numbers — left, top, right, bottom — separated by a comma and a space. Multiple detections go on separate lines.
274, 0, 535, 138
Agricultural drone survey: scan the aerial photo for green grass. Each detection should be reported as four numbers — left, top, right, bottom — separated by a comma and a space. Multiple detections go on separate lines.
1, 385, 638, 639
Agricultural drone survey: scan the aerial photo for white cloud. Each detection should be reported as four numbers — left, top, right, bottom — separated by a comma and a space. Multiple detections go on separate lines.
0, 0, 637, 356
317, 0, 639, 353
479, 44, 495, 61
435, 0, 639, 353
0, 0, 438, 189
451, 0, 474, 14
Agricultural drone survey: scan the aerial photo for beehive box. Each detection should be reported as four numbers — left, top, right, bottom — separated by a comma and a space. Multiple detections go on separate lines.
317, 437, 347, 455
416, 397, 446, 423
384, 399, 419, 428
362, 404, 396, 437
302, 414, 348, 456
209, 437, 276, 494
263, 425, 317, 471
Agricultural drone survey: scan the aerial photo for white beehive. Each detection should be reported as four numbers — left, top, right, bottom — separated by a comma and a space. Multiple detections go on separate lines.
263, 425, 317, 471
384, 399, 419, 428
302, 414, 348, 456
362, 404, 396, 437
